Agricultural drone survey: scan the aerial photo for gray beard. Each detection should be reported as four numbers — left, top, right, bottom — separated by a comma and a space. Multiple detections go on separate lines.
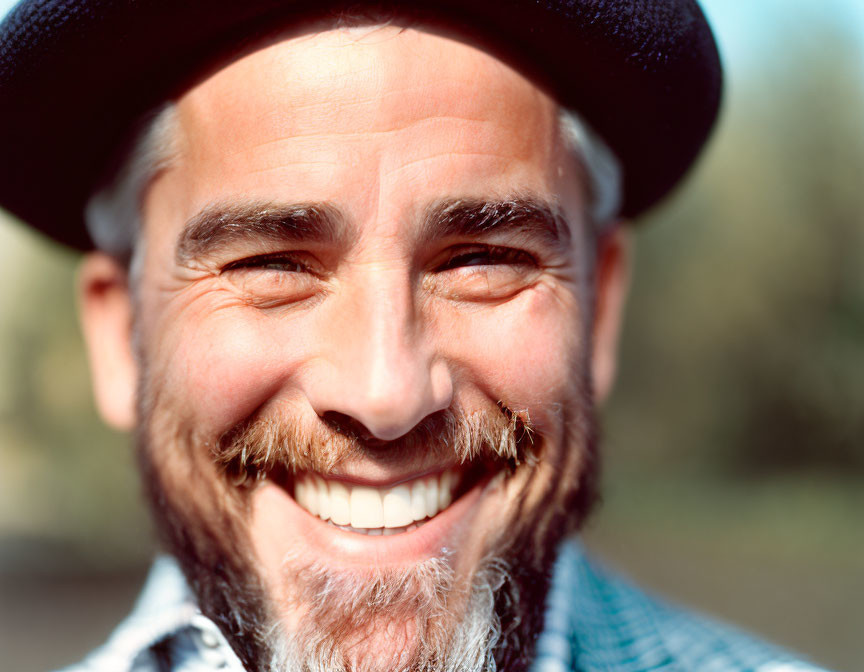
138, 432, 562, 672
136, 377, 596, 672
266, 553, 514, 672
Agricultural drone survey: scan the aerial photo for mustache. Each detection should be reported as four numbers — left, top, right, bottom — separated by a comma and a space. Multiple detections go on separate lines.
212, 403, 537, 486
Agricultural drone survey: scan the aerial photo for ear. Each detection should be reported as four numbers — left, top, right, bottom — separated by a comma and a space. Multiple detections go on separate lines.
78, 252, 138, 430
591, 225, 632, 403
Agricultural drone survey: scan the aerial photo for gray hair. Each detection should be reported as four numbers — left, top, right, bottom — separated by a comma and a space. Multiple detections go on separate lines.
84, 104, 620, 263
558, 109, 621, 228
84, 103, 179, 277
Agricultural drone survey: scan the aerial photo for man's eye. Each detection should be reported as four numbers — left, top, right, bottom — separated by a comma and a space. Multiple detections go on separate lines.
224, 253, 311, 273
220, 253, 320, 305
429, 245, 541, 301
436, 246, 537, 271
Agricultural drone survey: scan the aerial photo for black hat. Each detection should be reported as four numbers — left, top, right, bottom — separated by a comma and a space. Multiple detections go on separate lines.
0, 0, 722, 250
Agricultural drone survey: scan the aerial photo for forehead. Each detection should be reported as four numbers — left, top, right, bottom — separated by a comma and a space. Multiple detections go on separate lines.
146, 25, 582, 243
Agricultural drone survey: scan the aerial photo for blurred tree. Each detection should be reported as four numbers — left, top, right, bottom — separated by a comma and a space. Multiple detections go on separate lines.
0, 225, 148, 571
605, 12, 864, 478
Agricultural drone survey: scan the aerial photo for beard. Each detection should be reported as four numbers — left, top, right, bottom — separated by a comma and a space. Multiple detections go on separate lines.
135, 370, 599, 672
269, 552, 513, 671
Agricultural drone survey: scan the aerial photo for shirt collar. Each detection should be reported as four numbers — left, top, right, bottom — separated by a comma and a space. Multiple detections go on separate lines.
72, 555, 244, 671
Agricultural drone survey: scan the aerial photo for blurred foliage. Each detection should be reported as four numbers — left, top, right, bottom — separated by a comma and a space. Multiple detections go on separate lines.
603, 11, 864, 482
0, 225, 149, 571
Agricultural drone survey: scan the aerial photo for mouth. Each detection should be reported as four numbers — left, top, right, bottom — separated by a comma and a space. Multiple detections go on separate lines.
238, 407, 537, 565
284, 461, 489, 536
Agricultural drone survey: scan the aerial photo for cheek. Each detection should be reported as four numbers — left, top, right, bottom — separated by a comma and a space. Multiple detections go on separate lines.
145, 301, 315, 434
435, 283, 584, 430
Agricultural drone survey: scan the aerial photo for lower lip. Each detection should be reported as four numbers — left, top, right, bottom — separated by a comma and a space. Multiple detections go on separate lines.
253, 474, 493, 568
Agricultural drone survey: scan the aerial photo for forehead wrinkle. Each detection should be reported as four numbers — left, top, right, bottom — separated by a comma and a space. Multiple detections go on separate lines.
180, 28, 545, 140
379, 151, 524, 185
229, 114, 497, 156
203, 117, 498, 177
243, 161, 341, 176
175, 201, 347, 264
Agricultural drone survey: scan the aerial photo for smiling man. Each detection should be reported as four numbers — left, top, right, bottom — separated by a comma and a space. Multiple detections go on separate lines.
0, 1, 832, 672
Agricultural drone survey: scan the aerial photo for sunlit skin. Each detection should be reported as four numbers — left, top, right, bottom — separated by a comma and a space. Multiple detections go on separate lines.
79, 24, 629, 668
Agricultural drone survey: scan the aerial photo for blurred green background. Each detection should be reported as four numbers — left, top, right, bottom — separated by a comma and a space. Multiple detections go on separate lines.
1, 1, 862, 670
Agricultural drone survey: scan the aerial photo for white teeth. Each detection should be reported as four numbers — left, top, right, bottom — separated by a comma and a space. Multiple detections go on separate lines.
410, 481, 427, 521
316, 477, 330, 521
304, 475, 319, 516
350, 486, 385, 529
295, 469, 461, 533
424, 475, 439, 517
295, 476, 317, 515
293, 478, 306, 509
438, 470, 454, 510
383, 484, 414, 528
328, 479, 351, 526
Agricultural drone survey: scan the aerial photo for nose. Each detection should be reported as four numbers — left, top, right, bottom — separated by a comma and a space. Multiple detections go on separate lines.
302, 272, 453, 442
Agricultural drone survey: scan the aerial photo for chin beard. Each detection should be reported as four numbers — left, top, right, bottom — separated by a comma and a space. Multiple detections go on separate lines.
267, 552, 515, 672
134, 376, 598, 671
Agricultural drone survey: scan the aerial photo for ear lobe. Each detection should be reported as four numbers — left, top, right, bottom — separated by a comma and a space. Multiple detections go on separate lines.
78, 252, 138, 431
591, 225, 632, 403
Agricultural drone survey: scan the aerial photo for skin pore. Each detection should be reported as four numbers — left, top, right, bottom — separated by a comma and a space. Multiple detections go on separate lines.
79, 24, 630, 672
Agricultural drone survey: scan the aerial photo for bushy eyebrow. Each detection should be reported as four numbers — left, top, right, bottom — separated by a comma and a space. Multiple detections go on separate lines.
175, 201, 344, 264
421, 198, 572, 250
175, 197, 570, 264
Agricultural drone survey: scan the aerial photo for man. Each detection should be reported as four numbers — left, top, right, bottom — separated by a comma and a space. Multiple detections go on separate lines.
0, 1, 832, 671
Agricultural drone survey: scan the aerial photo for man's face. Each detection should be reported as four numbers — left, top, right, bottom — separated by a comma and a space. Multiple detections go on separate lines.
81, 24, 627, 672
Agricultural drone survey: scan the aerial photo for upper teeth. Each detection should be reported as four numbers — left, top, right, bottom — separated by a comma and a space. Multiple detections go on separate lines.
294, 469, 458, 530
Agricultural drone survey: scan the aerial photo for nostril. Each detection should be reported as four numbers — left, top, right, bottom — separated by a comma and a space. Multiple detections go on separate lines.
321, 411, 388, 446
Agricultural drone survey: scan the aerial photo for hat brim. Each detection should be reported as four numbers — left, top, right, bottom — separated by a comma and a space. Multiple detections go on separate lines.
0, 0, 722, 250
